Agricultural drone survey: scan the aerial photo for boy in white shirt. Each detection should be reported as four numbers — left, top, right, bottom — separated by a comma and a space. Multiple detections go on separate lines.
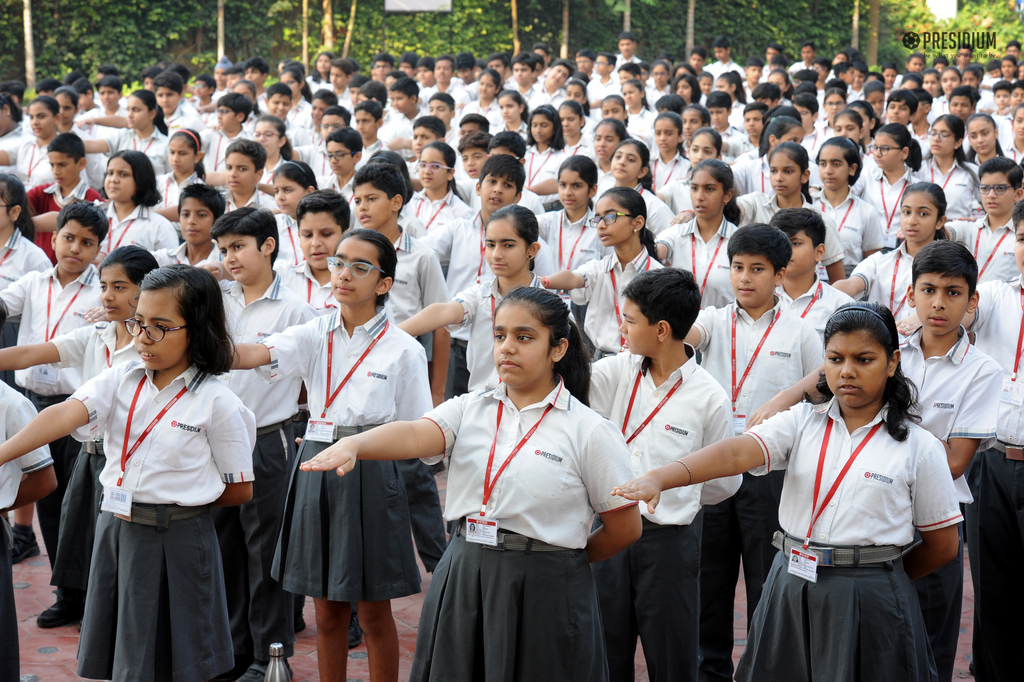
588, 52, 621, 109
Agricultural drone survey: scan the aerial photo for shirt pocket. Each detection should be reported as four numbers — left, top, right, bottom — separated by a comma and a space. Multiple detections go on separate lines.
514, 446, 571, 499
849, 467, 904, 523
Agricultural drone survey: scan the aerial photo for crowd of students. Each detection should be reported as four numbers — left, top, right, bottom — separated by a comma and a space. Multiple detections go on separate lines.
0, 27, 1018, 682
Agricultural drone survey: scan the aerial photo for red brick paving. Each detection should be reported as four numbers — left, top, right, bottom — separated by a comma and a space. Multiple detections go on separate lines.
13, 469, 976, 680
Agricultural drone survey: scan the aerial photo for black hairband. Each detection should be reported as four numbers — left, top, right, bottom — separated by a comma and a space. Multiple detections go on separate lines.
828, 304, 897, 346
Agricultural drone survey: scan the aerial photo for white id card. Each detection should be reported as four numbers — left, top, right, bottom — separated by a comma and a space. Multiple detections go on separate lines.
465, 516, 499, 546
101, 486, 133, 519
816, 263, 829, 282
733, 414, 748, 436
32, 365, 58, 385
1002, 379, 1023, 407
788, 547, 819, 582
305, 419, 336, 443
883, 232, 898, 249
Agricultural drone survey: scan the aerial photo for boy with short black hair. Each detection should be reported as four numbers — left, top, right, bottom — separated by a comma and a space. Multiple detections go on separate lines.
153, 71, 205, 133
202, 93, 253, 172
151, 183, 225, 266
210, 205, 316, 679
244, 57, 271, 102
274, 190, 349, 312
706, 91, 744, 150
482, 131, 546, 214
353, 100, 384, 164
223, 139, 268, 211
590, 267, 739, 682
381, 77, 419, 154
455, 131, 491, 203
948, 156, 1024, 283
770, 208, 854, 339
329, 58, 355, 110
681, 223, 822, 682
427, 93, 458, 145
317, 127, 362, 205
886, 88, 918, 128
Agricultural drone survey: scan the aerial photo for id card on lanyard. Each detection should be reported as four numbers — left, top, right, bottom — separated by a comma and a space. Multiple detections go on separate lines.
730, 309, 780, 434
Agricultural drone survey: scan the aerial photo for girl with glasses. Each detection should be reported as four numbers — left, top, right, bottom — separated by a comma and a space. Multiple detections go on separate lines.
915, 114, 979, 222
861, 123, 923, 248
407, 141, 472, 232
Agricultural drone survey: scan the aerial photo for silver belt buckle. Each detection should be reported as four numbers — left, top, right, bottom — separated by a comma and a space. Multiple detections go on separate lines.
494, 530, 506, 551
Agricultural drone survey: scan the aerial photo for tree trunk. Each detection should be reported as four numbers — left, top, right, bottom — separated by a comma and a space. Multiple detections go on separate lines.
685, 0, 695, 53
342, 0, 357, 58
867, 0, 878, 64
323, 0, 335, 50
217, 0, 225, 58
302, 0, 309, 68
560, 0, 569, 58
623, 0, 630, 32
511, 0, 520, 54
23, 0, 34, 89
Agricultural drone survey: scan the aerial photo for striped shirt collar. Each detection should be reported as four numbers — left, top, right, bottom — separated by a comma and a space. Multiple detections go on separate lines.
604, 247, 654, 274
329, 305, 389, 337
106, 202, 149, 225
230, 273, 284, 303
901, 326, 972, 365
490, 376, 571, 411
679, 215, 734, 240
393, 230, 415, 253
135, 362, 209, 393
50, 263, 98, 287
2, 229, 22, 251
44, 179, 90, 207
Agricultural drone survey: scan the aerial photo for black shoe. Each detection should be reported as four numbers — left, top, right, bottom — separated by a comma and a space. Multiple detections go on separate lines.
349, 611, 363, 649
294, 614, 306, 633
10, 524, 39, 564
36, 600, 84, 628
210, 655, 254, 681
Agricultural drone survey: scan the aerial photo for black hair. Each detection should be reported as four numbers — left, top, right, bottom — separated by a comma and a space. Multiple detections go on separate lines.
613, 138, 654, 192
966, 113, 1005, 163
621, 78, 651, 112
769, 141, 812, 203
48, 132, 86, 162
526, 104, 565, 151
107, 150, 160, 207
338, 228, 396, 307
322, 105, 352, 126
458, 131, 492, 154
770, 207, 826, 248
489, 131, 528, 159
56, 201, 108, 242
233, 79, 262, 116
140, 265, 233, 375
99, 245, 159, 286
53, 86, 79, 111
751, 82, 782, 103
978, 155, 1023, 188
902, 181, 949, 232
355, 99, 384, 122
886, 89, 919, 116
413, 115, 447, 141
28, 95, 59, 119
210, 206, 279, 263
691, 159, 740, 224
654, 94, 685, 115
281, 67, 313, 103
814, 302, 919, 442
478, 154, 526, 194
152, 71, 184, 95
495, 287, 591, 405
497, 89, 530, 124
428, 92, 456, 113
705, 91, 733, 111
275, 159, 318, 190
169, 128, 206, 180
0, 92, 22, 125
816, 136, 862, 186
671, 73, 701, 105
225, 138, 267, 171
297, 190, 350, 229
487, 204, 540, 270
594, 118, 630, 150
602, 94, 628, 124
194, 74, 216, 90
245, 57, 270, 75
265, 82, 292, 102
128, 89, 167, 135
366, 149, 415, 205
311, 89, 339, 107
459, 113, 490, 133
71, 78, 93, 97
690, 126, 723, 157
874, 122, 923, 173
717, 71, 748, 104
791, 92, 819, 115
912, 239, 979, 297
178, 183, 226, 220
930, 114, 976, 182
373, 52, 396, 68
622, 268, 700, 341
255, 115, 294, 163
758, 115, 803, 158
354, 161, 407, 206
0, 174, 32, 240
34, 78, 62, 94
388, 76, 420, 100
557, 155, 598, 192
598, 187, 658, 259
727, 223, 792, 273
216, 92, 254, 121
325, 126, 363, 154
359, 80, 388, 105
420, 141, 458, 196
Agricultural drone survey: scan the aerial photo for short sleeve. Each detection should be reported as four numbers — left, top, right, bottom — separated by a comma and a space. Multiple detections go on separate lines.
421, 393, 472, 463
860, 207, 885, 251
2, 385, 51, 472
971, 281, 1000, 333
909, 432, 963, 531
420, 221, 456, 265
578, 415, 637, 514
588, 353, 630, 418
0, 270, 32, 317
820, 214, 845, 265
799, 321, 825, 372
692, 306, 718, 353
208, 390, 257, 483
256, 318, 320, 384
394, 341, 433, 422
417, 250, 450, 308
53, 325, 96, 369
948, 360, 1002, 440
744, 405, 803, 475
850, 251, 879, 290
656, 224, 684, 264
447, 285, 483, 333
68, 363, 134, 441
151, 215, 180, 251
569, 259, 604, 306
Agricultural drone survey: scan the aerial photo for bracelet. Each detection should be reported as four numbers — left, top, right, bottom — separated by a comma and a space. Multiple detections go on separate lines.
675, 458, 693, 486
541, 276, 550, 289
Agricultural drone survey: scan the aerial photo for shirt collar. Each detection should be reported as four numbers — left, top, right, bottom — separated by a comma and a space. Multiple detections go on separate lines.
330, 305, 389, 337
393, 230, 414, 253
735, 297, 782, 324
820, 397, 889, 433
562, 208, 593, 229
634, 345, 698, 383
605, 248, 653, 273
106, 203, 146, 224
488, 274, 543, 299
2, 229, 22, 251
902, 326, 971, 365
981, 214, 1014, 233
491, 376, 571, 411
230, 273, 284, 303
138, 363, 208, 393
680, 215, 733, 239
44, 179, 90, 205
51, 263, 98, 287
776, 276, 822, 303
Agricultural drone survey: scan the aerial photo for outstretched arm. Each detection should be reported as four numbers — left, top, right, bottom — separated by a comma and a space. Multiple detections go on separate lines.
399, 301, 465, 338
541, 269, 586, 291
301, 418, 448, 476
233, 343, 272, 370
0, 400, 90, 468
0, 343, 61, 372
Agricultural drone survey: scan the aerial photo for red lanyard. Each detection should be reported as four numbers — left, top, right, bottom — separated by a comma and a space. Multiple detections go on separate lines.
0, 246, 14, 271
930, 162, 954, 190
974, 228, 1011, 280
890, 254, 908, 316
610, 256, 652, 349
321, 321, 389, 417
621, 370, 683, 444
286, 223, 299, 265
476, 214, 486, 283
803, 419, 883, 547
527, 150, 553, 187
306, 278, 335, 309
822, 199, 855, 232
164, 176, 174, 204
800, 281, 823, 318
133, 136, 155, 154
730, 308, 781, 407
558, 212, 587, 270
879, 179, 907, 233
480, 389, 559, 516
654, 157, 679, 188
691, 231, 725, 297
1013, 287, 1024, 380
105, 346, 111, 368
26, 145, 45, 180
417, 195, 448, 232
117, 376, 189, 486
45, 279, 83, 342
107, 218, 136, 253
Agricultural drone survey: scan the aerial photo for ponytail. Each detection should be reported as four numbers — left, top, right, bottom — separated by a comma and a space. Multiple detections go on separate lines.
0, 173, 33, 240
130, 89, 167, 136
170, 129, 205, 180
692, 159, 740, 224
600, 186, 659, 260
875, 122, 922, 173
497, 287, 592, 405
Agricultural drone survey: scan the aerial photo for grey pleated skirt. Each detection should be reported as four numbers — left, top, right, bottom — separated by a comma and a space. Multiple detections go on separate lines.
272, 436, 421, 602
410, 532, 609, 682
77, 510, 234, 682
735, 550, 937, 682
50, 444, 105, 591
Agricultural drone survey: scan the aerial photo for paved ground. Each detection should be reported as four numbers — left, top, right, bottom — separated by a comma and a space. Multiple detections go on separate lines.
12, 469, 976, 680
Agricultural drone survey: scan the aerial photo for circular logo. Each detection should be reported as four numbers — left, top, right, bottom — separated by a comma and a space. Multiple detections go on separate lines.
902, 31, 920, 49
864, 471, 871, 478
770, 350, 776, 356
171, 421, 178, 428
367, 371, 372, 376
665, 424, 671, 430
534, 449, 541, 455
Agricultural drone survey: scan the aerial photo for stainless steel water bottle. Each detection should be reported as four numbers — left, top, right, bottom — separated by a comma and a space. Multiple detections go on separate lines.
264, 642, 291, 682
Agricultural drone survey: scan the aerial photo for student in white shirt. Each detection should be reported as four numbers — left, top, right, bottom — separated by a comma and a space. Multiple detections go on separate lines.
948, 157, 1022, 283
272, 160, 317, 267
589, 52, 622, 109
275, 190, 347, 312
233, 229, 431, 682
154, 72, 206, 134
461, 69, 504, 131
0, 264, 256, 681
200, 93, 254, 173
731, 115, 804, 196
814, 137, 884, 272
301, 285, 641, 682
79, 90, 171, 176
523, 105, 567, 201
497, 90, 529, 140
616, 302, 961, 682
621, 79, 656, 143
704, 36, 746, 81
607, 139, 675, 235
542, 187, 664, 357
101, 151, 179, 260
538, 156, 603, 274
649, 112, 690, 192
593, 118, 629, 194
407, 141, 474, 232
660, 127, 722, 215
0, 96, 60, 188
965, 112, 1003, 168
861, 123, 922, 247
557, 100, 595, 159
916, 114, 979, 221
154, 129, 206, 223
590, 268, 740, 681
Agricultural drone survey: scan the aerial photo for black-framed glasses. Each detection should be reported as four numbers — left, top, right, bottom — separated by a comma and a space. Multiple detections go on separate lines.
326, 151, 355, 161
588, 212, 636, 228
125, 319, 187, 342
867, 144, 896, 154
979, 184, 1013, 195
326, 257, 385, 278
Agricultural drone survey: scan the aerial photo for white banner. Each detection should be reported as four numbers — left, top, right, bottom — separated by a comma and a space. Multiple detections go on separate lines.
384, 0, 452, 12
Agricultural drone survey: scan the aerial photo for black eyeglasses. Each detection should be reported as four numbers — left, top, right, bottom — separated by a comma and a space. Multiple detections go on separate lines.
125, 319, 187, 342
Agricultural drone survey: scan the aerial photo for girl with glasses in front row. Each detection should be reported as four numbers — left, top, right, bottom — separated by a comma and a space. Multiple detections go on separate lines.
914, 114, 980, 222
407, 141, 473, 233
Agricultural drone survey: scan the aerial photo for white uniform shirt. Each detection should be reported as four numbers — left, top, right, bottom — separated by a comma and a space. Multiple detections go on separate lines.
407, 190, 474, 233
71, 362, 256, 505
8, 137, 54, 188
776, 277, 855, 341
102, 204, 178, 258
914, 158, 979, 221
704, 60, 746, 80
537, 209, 606, 271
201, 129, 251, 172
423, 380, 635, 548
812, 190, 886, 268
460, 100, 503, 130
732, 154, 771, 197
0, 383, 52, 509
151, 241, 222, 268
165, 103, 206, 134
523, 147, 566, 198
274, 214, 303, 267
258, 306, 432, 426
746, 400, 962, 546
111, 129, 169, 176
587, 76, 621, 104
0, 229, 52, 293
469, 187, 546, 216
1, 265, 100, 395
850, 242, 915, 319
660, 177, 693, 215
570, 250, 664, 354
53, 321, 141, 385
156, 171, 203, 210
222, 276, 317, 427
693, 300, 823, 433
950, 215, 1017, 284
657, 217, 736, 309
735, 192, 846, 269
273, 260, 336, 313
389, 230, 449, 324
634, 186, 675, 235
650, 153, 690, 193
861, 167, 916, 246
900, 328, 1002, 503
224, 188, 271, 213
969, 276, 1024, 445
590, 351, 741, 525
